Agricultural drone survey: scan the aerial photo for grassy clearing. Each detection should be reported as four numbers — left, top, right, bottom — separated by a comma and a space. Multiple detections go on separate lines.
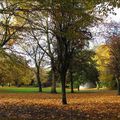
0, 86, 110, 94
0, 87, 71, 93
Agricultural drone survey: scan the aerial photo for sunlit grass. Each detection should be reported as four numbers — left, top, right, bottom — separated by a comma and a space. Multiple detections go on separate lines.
0, 86, 114, 94
0, 87, 71, 93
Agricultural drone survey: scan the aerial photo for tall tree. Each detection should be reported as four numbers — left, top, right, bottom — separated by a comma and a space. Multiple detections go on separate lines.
44, 0, 98, 104
1, 0, 118, 104
34, 0, 119, 104
70, 49, 99, 91
12, 28, 45, 92
95, 45, 114, 88
107, 35, 120, 95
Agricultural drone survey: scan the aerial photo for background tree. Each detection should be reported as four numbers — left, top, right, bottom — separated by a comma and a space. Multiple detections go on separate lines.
34, 0, 120, 104
107, 35, 120, 95
70, 49, 99, 91
44, 0, 96, 104
0, 50, 33, 86
0, 0, 29, 48
95, 45, 114, 89
13, 30, 45, 92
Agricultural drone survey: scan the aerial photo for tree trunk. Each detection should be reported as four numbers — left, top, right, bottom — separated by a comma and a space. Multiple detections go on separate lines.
1, 84, 4, 87
36, 67, 42, 93
51, 68, 57, 93
15, 81, 18, 87
117, 79, 120, 95
8, 83, 11, 87
70, 71, 74, 93
60, 71, 67, 105
96, 81, 100, 90
78, 85, 80, 91
38, 79, 42, 92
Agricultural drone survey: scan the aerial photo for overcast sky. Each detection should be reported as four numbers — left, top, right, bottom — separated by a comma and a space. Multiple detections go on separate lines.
106, 8, 120, 22
90, 8, 120, 49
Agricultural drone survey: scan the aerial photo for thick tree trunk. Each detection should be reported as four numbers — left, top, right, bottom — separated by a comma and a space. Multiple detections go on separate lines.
36, 67, 42, 93
70, 71, 74, 93
51, 74, 57, 93
60, 72, 67, 105
38, 79, 42, 92
51, 68, 57, 93
117, 79, 120, 95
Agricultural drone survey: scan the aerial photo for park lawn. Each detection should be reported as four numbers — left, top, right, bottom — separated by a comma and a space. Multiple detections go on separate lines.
0, 91, 119, 120
0, 86, 111, 94
0, 87, 73, 93
0, 87, 38, 93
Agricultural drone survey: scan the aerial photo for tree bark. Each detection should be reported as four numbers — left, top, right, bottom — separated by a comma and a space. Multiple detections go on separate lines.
36, 66, 42, 92
70, 71, 74, 93
48, 63, 57, 94
78, 85, 80, 91
117, 79, 120, 95
60, 71, 67, 105
96, 81, 100, 90
51, 71, 57, 93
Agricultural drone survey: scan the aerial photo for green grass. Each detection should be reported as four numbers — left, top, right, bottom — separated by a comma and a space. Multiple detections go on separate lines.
0, 86, 72, 93
0, 87, 38, 93
0, 86, 113, 94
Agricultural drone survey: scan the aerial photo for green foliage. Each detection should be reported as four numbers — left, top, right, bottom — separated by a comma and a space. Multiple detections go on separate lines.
72, 50, 99, 87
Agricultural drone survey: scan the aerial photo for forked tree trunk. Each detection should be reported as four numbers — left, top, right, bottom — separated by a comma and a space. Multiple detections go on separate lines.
56, 35, 69, 104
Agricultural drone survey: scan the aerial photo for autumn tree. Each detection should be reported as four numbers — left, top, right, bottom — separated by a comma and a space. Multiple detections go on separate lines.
95, 45, 114, 88
29, 0, 120, 104
1, 0, 119, 104
107, 35, 120, 95
0, 50, 33, 86
0, 0, 30, 48
46, 19, 58, 93
12, 28, 45, 92
40, 0, 117, 104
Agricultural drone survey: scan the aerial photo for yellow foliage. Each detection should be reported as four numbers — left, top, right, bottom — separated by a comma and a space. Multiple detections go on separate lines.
95, 45, 113, 82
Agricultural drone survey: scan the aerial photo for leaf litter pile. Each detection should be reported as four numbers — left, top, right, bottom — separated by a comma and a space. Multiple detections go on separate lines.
0, 92, 120, 120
